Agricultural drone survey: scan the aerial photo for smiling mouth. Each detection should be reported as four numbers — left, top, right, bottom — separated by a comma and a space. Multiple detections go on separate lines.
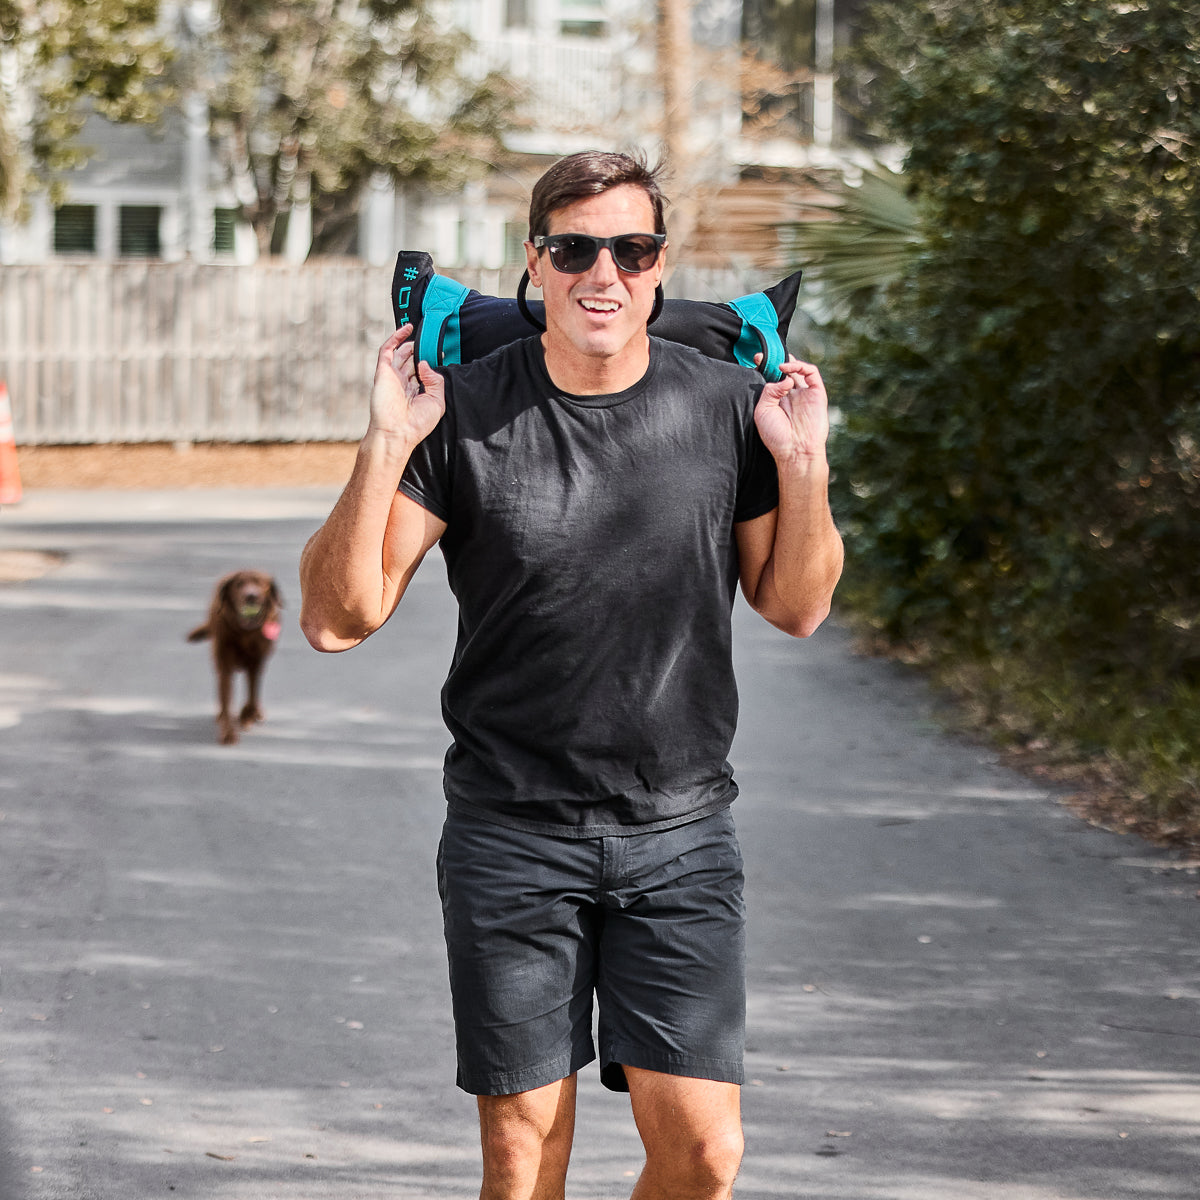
580, 298, 620, 314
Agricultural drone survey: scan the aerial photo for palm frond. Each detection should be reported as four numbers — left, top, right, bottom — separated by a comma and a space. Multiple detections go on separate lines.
780, 162, 920, 316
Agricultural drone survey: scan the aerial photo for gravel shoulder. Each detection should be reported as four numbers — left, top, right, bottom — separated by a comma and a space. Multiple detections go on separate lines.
10, 442, 359, 490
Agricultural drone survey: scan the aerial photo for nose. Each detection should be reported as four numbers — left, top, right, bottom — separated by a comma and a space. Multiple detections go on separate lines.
586, 245, 620, 284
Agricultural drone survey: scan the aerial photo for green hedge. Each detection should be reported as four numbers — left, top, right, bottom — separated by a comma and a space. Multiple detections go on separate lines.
825, 1, 1200, 827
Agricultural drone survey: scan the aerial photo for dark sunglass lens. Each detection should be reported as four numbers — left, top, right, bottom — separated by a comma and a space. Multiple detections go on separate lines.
614, 236, 660, 272
550, 235, 598, 273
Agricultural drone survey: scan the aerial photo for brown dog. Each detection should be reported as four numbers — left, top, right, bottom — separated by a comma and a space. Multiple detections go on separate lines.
187, 570, 283, 744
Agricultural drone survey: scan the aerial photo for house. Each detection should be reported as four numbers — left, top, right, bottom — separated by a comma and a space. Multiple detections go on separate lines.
0, 0, 882, 274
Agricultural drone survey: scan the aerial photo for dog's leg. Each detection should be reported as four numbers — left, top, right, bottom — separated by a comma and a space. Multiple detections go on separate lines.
239, 663, 264, 730
217, 664, 239, 745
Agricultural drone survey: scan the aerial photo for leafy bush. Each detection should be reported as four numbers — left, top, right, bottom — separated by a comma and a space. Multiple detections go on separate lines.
823, 1, 1200, 831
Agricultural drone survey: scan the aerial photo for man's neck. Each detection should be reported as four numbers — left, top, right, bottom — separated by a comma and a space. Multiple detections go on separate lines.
540, 333, 652, 396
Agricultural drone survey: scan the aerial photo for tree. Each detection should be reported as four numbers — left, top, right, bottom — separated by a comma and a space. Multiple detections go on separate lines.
828, 2, 1200, 680
186, 0, 512, 258
0, 0, 172, 219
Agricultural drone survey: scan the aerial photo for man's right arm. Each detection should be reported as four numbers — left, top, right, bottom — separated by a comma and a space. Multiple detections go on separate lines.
299, 326, 448, 653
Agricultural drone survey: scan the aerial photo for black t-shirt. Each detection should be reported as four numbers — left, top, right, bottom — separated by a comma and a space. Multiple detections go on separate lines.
399, 335, 779, 836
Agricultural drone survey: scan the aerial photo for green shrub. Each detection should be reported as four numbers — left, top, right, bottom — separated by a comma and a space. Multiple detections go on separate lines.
823, 1, 1200, 833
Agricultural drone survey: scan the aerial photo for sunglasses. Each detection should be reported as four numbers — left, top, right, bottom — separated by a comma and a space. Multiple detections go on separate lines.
533, 232, 666, 275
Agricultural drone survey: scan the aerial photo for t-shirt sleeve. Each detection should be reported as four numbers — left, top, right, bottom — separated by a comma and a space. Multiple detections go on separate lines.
397, 371, 455, 523
734, 385, 779, 523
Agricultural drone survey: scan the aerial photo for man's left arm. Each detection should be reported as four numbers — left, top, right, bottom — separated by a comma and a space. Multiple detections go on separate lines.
735, 359, 844, 638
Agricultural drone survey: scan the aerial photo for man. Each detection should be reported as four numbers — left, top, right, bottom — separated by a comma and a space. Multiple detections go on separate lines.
299, 150, 843, 1200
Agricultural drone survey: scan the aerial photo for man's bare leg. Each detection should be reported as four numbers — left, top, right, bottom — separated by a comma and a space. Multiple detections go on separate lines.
626, 1067, 743, 1200
477, 1074, 578, 1200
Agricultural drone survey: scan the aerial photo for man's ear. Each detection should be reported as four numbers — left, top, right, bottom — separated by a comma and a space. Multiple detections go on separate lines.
524, 240, 543, 290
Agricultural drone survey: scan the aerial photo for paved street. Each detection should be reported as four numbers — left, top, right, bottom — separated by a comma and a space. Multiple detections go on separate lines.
0, 489, 1197, 1200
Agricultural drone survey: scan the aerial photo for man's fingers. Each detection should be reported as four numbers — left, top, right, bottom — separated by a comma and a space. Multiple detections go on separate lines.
777, 362, 828, 399
779, 357, 819, 379
415, 358, 445, 396
378, 326, 415, 373
385, 323, 413, 350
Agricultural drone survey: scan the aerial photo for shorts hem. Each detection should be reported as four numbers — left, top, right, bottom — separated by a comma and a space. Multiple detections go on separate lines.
457, 1042, 596, 1097
600, 1043, 745, 1093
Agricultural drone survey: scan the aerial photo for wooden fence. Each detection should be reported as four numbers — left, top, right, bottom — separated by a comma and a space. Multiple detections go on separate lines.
0, 259, 778, 444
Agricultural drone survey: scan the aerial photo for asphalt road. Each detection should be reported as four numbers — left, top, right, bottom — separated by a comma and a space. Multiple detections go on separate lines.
0, 489, 1197, 1200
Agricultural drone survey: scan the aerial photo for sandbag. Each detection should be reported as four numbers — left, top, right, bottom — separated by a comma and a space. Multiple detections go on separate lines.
391, 251, 801, 382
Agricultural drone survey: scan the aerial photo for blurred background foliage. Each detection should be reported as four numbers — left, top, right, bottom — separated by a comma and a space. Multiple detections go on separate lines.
193, 0, 513, 257
0, 0, 173, 219
743, 0, 819, 70
779, 161, 919, 316
805, 0, 1200, 839
0, 0, 510, 248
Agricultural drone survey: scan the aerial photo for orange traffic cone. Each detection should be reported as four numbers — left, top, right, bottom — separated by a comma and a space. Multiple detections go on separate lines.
0, 381, 23, 505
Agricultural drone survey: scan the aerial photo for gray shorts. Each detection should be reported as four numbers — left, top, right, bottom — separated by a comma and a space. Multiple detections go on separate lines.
436, 805, 746, 1096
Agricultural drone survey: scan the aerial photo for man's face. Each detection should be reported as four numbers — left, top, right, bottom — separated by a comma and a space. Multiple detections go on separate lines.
525, 184, 666, 377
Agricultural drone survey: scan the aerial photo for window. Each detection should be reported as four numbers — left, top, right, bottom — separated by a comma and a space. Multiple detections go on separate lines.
213, 208, 238, 254
560, 20, 606, 36
505, 0, 530, 28
53, 205, 97, 254
560, 0, 606, 37
118, 206, 162, 257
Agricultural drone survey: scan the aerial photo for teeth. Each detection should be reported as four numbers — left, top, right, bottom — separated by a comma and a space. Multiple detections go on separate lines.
581, 299, 618, 312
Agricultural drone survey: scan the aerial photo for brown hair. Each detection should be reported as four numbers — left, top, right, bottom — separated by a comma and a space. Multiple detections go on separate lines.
528, 150, 669, 241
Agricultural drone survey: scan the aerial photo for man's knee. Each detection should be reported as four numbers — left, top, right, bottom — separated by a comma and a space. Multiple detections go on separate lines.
480, 1114, 562, 1166
648, 1123, 743, 1192
628, 1070, 743, 1196
480, 1116, 539, 1171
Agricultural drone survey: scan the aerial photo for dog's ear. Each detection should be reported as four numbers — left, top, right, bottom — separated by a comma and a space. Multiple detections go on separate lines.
268, 579, 284, 609
216, 573, 241, 614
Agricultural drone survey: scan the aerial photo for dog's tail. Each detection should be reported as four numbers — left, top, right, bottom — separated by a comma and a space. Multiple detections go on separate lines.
186, 623, 211, 643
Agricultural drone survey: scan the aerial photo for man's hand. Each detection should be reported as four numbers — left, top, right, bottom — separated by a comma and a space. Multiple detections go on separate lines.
753, 358, 830, 466
369, 325, 446, 447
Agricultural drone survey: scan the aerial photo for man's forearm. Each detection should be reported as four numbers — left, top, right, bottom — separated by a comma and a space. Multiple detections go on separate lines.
756, 456, 844, 638
298, 429, 423, 651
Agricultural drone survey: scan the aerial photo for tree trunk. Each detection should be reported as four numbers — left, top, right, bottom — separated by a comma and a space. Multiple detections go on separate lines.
656, 0, 700, 260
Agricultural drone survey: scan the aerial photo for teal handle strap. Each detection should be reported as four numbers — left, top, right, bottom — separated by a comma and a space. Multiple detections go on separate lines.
729, 292, 786, 381
417, 276, 471, 366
